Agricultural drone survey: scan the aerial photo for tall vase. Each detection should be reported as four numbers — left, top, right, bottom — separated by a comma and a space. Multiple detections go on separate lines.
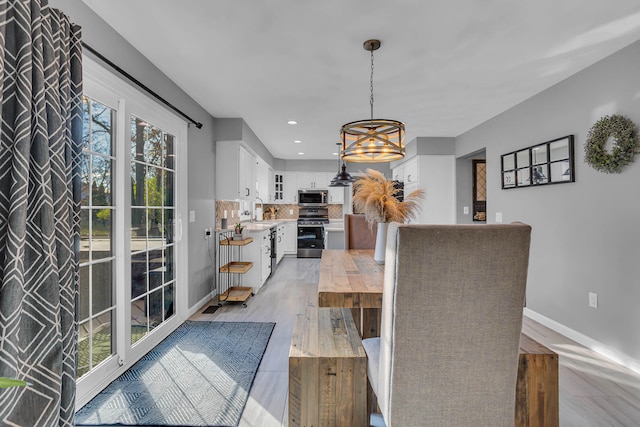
374, 222, 388, 264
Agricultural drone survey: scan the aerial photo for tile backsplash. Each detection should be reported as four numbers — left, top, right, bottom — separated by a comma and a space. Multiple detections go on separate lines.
215, 200, 240, 229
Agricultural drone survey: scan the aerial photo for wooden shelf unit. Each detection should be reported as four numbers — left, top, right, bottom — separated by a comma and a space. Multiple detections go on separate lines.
217, 231, 254, 307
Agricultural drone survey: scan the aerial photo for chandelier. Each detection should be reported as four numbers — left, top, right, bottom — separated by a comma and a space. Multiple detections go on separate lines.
340, 39, 405, 163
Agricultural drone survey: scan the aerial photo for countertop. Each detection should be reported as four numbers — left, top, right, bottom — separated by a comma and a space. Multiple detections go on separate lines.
217, 219, 296, 233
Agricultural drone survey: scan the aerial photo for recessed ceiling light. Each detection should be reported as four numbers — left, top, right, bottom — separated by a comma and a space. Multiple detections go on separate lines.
288, 120, 298, 125
294, 140, 302, 144
298, 152, 304, 155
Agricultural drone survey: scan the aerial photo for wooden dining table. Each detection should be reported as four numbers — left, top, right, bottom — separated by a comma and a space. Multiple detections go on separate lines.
317, 249, 383, 338
316, 249, 559, 427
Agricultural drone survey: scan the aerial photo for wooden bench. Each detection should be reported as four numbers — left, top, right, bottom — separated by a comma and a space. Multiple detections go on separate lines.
289, 307, 367, 427
516, 333, 559, 427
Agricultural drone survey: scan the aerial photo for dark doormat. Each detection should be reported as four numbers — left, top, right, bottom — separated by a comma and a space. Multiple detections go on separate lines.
202, 305, 219, 314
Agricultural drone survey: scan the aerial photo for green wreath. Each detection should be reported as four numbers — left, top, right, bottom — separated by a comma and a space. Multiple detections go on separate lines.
584, 114, 639, 174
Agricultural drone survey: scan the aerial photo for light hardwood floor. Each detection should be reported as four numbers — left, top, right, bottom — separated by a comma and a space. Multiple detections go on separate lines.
191, 256, 640, 427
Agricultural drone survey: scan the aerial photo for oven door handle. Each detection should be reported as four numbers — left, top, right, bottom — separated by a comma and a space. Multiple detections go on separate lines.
297, 224, 325, 228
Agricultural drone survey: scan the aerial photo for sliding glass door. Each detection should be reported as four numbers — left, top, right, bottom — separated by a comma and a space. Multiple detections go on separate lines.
76, 58, 187, 407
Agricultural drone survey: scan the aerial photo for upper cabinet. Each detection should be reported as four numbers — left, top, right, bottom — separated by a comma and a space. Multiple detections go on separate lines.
216, 141, 256, 201
297, 172, 328, 189
256, 158, 274, 202
283, 172, 298, 204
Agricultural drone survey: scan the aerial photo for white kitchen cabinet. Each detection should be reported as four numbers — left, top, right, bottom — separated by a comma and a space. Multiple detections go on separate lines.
276, 224, 285, 263
392, 165, 404, 182
297, 172, 328, 189
404, 158, 419, 184
283, 172, 298, 204
283, 222, 297, 255
267, 167, 274, 202
216, 141, 256, 201
244, 229, 271, 291
255, 158, 273, 202
327, 173, 345, 204
274, 172, 284, 203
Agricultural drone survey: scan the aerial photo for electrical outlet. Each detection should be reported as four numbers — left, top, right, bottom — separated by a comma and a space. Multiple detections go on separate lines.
495, 212, 503, 223
289, 209, 293, 215
463, 206, 469, 215
589, 292, 598, 308
204, 228, 212, 239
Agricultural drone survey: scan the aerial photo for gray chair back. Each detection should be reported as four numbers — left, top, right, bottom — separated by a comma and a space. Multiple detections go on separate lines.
376, 223, 531, 426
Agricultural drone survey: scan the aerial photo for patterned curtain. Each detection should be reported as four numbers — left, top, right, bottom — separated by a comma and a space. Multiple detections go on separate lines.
0, 1, 82, 426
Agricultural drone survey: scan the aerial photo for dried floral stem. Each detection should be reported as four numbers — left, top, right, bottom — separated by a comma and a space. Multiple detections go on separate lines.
352, 169, 425, 224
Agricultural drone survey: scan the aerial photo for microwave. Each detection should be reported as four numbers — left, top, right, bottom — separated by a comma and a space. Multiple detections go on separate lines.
298, 189, 328, 206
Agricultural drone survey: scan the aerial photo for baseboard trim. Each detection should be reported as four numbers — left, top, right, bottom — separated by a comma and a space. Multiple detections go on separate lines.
187, 291, 216, 318
524, 308, 640, 375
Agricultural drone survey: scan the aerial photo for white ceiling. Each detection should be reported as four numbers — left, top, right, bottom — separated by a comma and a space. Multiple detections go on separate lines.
82, 0, 640, 160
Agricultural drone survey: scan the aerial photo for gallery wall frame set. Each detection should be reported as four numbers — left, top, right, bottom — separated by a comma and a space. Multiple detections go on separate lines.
501, 135, 575, 189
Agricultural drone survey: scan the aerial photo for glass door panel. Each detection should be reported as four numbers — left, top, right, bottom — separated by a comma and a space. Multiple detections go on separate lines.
78, 96, 116, 378
130, 116, 176, 345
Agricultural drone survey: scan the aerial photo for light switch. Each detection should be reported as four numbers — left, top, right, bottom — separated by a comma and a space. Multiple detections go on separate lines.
463, 206, 469, 215
189, 211, 196, 223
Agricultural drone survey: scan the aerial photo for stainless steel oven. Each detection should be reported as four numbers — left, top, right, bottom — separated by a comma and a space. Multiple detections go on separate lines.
297, 206, 328, 258
298, 189, 328, 207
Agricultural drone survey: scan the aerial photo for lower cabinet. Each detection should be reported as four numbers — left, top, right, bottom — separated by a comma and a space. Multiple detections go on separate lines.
244, 229, 271, 291
283, 222, 297, 255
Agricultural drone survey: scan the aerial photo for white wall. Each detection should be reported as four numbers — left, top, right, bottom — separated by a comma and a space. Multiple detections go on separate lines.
456, 40, 640, 364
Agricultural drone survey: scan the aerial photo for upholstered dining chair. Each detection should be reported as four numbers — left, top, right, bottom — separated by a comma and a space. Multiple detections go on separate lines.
362, 222, 531, 426
344, 213, 378, 249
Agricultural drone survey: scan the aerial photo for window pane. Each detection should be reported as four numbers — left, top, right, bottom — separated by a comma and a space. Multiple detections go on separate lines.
80, 210, 90, 262
165, 209, 174, 244
91, 156, 112, 206
77, 320, 90, 378
131, 161, 146, 207
90, 100, 114, 156
131, 118, 146, 163
80, 155, 90, 206
148, 208, 163, 249
164, 246, 174, 283
164, 170, 174, 207
164, 283, 175, 320
144, 124, 163, 166
92, 260, 113, 314
92, 310, 113, 368
149, 249, 164, 291
149, 289, 163, 332
131, 296, 147, 345
79, 265, 90, 321
148, 166, 163, 207
91, 209, 112, 259
82, 97, 90, 152
131, 252, 147, 299
131, 207, 146, 253
165, 133, 174, 170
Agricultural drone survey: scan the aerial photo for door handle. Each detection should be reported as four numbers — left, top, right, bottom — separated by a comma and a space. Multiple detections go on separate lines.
246, 188, 250, 197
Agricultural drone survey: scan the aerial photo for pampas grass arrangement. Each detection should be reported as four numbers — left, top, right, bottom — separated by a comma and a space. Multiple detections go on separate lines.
352, 169, 425, 224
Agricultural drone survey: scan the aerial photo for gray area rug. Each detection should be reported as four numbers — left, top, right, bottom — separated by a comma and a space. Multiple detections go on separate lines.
75, 321, 275, 427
